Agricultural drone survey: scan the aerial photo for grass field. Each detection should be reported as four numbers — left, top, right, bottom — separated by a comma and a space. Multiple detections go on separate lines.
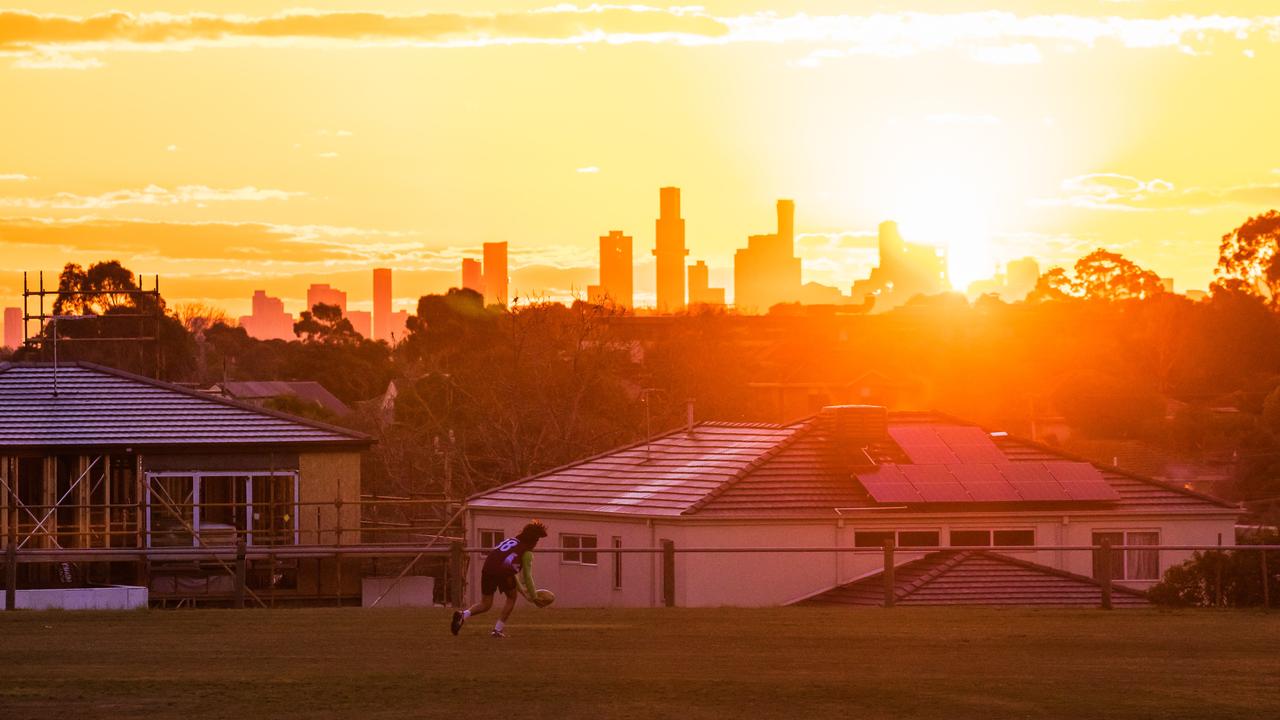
1, 606, 1278, 719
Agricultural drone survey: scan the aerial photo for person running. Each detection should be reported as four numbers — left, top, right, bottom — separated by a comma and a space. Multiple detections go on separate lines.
451, 520, 549, 638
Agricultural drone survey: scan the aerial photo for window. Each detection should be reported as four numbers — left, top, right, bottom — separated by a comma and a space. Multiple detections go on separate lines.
854, 530, 940, 548
561, 534, 598, 565
950, 529, 1035, 547
479, 529, 503, 549
1093, 531, 1159, 581
612, 537, 623, 589
145, 471, 298, 548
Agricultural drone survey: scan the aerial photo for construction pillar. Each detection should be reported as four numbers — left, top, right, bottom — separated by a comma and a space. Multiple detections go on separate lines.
234, 538, 247, 609
662, 539, 676, 608
883, 539, 896, 608
4, 539, 15, 612
1099, 539, 1113, 610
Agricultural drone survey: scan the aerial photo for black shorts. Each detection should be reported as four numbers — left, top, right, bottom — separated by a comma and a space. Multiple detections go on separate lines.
480, 572, 518, 597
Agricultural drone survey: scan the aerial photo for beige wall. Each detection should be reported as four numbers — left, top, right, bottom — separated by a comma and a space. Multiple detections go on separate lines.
468, 507, 1238, 608
297, 451, 362, 596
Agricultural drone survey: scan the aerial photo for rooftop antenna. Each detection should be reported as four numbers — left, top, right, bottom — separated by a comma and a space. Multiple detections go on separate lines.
685, 398, 696, 439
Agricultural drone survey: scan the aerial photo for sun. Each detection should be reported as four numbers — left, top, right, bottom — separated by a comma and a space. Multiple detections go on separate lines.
893, 176, 996, 292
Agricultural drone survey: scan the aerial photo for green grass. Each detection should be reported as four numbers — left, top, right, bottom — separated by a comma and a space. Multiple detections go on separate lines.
1, 606, 1278, 719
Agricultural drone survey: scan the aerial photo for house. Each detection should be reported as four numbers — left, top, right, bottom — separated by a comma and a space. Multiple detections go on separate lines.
465, 405, 1239, 608
0, 362, 370, 606
210, 380, 351, 417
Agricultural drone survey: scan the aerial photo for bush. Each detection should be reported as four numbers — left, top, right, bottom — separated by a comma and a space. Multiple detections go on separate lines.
1149, 532, 1280, 607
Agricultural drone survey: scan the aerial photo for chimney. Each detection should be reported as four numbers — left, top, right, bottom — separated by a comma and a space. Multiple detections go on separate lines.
686, 399, 696, 438
819, 405, 888, 470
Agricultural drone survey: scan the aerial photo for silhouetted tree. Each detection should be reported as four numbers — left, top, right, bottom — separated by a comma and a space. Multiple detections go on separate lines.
1215, 210, 1280, 307
1029, 249, 1165, 302
294, 302, 360, 345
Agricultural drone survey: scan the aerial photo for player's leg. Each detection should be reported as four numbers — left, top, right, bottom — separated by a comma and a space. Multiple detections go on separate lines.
453, 574, 498, 635
491, 579, 518, 638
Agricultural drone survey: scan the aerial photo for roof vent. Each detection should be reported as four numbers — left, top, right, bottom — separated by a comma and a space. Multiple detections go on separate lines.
820, 405, 887, 469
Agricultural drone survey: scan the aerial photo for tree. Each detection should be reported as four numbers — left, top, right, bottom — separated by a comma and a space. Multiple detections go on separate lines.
294, 303, 360, 345
1215, 210, 1280, 307
174, 303, 229, 336
1028, 249, 1165, 302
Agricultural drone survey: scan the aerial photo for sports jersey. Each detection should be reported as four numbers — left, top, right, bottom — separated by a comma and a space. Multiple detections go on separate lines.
482, 536, 531, 577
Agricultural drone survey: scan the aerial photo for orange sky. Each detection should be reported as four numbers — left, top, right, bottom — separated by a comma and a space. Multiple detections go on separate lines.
2, 1, 1279, 318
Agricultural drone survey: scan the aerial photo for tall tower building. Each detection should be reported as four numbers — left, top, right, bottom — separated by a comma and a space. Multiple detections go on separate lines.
732, 199, 803, 313
653, 187, 688, 313
483, 241, 509, 306
306, 283, 347, 314
688, 260, 725, 307
589, 230, 633, 309
372, 268, 392, 342
3, 307, 22, 349
462, 258, 484, 294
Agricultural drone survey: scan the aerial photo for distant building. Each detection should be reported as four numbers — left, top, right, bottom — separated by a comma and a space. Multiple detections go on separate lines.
3, 307, 21, 349
212, 380, 351, 417
688, 260, 725, 307
733, 199, 803, 313
589, 230, 634, 309
307, 283, 347, 314
483, 242, 508, 306
1185, 290, 1209, 302
1005, 257, 1040, 301
653, 187, 688, 313
388, 310, 409, 344
372, 268, 392, 342
238, 290, 295, 341
348, 310, 372, 339
1160, 277, 1176, 294
462, 258, 484, 294
851, 221, 948, 311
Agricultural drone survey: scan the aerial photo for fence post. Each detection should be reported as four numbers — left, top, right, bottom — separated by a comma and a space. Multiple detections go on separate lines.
233, 538, 247, 609
449, 540, 464, 608
662, 539, 676, 608
1262, 549, 1271, 612
1099, 539, 1113, 610
4, 539, 15, 612
883, 539, 896, 608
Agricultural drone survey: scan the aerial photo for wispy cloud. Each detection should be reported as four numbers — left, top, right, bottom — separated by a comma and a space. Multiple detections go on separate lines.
1035, 172, 1280, 212
575, 166, 600, 173
1, 8, 1276, 69
0, 184, 303, 210
0, 173, 33, 181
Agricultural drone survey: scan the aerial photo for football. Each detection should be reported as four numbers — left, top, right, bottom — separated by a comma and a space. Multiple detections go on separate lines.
534, 588, 556, 606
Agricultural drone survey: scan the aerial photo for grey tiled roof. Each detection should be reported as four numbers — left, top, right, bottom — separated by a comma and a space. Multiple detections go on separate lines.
0, 362, 369, 450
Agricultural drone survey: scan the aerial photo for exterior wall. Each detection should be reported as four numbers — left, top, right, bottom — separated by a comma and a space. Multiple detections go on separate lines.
468, 507, 1238, 608
297, 451, 362, 596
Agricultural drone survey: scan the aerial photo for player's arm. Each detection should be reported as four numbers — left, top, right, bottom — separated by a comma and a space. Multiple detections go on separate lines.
519, 550, 538, 600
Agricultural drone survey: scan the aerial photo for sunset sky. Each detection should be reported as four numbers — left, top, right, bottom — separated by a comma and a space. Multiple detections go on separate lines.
2, 1, 1279, 317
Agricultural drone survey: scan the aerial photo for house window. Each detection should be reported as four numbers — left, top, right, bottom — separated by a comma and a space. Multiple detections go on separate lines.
1092, 531, 1159, 580
612, 537, 623, 589
561, 534, 598, 565
479, 529, 504, 549
950, 529, 1035, 547
145, 471, 299, 548
854, 530, 940, 548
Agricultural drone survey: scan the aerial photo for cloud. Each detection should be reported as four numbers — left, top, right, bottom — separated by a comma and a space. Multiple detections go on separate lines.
317, 152, 339, 159
0, 184, 303, 210
575, 166, 600, 173
1, 8, 1275, 69
0, 173, 32, 181
1035, 173, 1280, 212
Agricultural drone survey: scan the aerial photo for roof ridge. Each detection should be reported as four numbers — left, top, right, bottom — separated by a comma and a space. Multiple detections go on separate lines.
683, 420, 814, 515
1, 361, 370, 444
895, 550, 971, 601
969, 550, 1149, 598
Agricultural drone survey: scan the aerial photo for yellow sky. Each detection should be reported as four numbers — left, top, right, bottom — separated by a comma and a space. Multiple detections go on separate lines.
2, 1, 1279, 317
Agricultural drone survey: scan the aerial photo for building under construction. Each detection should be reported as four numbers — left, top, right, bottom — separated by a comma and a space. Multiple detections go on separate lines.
1, 361, 460, 608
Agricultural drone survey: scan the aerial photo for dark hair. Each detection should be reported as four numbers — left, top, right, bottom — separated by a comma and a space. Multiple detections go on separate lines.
518, 520, 548, 544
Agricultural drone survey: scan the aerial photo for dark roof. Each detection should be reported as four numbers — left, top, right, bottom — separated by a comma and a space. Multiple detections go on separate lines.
796, 550, 1151, 608
0, 362, 370, 451
470, 412, 1237, 518
217, 380, 351, 416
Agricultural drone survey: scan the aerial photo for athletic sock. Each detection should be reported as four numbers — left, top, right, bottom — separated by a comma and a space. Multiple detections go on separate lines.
494, 620, 505, 632
462, 610, 471, 619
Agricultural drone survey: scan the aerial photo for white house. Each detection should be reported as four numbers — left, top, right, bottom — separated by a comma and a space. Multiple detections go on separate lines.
465, 406, 1239, 608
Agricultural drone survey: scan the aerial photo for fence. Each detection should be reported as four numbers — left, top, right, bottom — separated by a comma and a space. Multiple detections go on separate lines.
5, 540, 1277, 611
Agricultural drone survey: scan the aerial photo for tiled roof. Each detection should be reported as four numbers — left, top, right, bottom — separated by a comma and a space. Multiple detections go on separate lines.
0, 362, 370, 450
468, 423, 799, 516
470, 412, 1237, 518
217, 380, 351, 416
796, 550, 1151, 608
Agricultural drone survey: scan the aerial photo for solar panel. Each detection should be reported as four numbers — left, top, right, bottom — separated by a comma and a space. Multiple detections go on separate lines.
887, 426, 961, 464
902, 465, 971, 502
935, 426, 1010, 463
946, 463, 1021, 501
1000, 463, 1072, 501
855, 466, 923, 503
1045, 462, 1120, 501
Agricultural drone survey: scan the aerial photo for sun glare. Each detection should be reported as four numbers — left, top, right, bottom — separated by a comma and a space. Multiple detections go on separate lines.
893, 178, 995, 291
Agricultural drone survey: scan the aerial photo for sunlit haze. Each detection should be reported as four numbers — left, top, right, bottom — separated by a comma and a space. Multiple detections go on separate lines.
3, 0, 1280, 314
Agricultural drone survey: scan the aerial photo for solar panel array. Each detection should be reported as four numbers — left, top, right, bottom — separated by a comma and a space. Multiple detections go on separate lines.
857, 461, 1121, 504
888, 425, 1009, 464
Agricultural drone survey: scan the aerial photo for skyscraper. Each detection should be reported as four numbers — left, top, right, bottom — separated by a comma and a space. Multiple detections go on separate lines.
348, 310, 372, 339
688, 260, 725, 307
306, 283, 347, 314
732, 199, 803, 313
462, 258, 484, 294
372, 268, 392, 342
238, 290, 294, 340
483, 242, 508, 306
589, 230, 633, 309
3, 307, 22, 349
653, 187, 687, 313
850, 220, 949, 310
1005, 257, 1041, 301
